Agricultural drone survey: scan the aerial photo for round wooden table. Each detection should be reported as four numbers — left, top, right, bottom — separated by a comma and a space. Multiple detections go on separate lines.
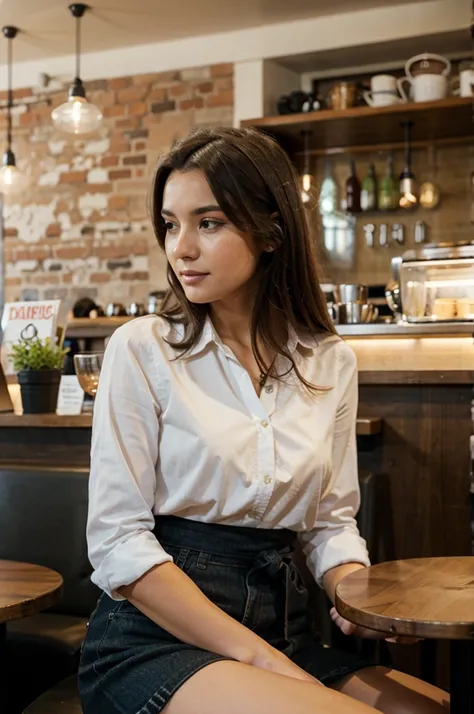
336, 557, 474, 714
0, 560, 63, 706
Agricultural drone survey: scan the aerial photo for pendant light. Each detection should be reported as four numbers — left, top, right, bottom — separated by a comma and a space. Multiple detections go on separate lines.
300, 129, 314, 205
51, 4, 102, 135
0, 26, 28, 196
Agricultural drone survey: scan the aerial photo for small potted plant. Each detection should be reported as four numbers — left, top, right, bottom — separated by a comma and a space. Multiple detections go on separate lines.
11, 332, 69, 414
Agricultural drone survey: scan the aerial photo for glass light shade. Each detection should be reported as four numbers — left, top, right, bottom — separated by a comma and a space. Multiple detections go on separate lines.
0, 153, 28, 196
51, 95, 103, 135
301, 173, 313, 204
399, 175, 418, 209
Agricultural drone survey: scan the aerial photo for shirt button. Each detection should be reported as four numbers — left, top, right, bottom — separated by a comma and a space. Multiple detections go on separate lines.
263, 475, 272, 485
265, 383, 274, 393
261, 420, 269, 428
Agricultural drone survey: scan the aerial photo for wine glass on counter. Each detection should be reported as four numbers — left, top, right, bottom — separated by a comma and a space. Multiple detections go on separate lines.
74, 352, 104, 399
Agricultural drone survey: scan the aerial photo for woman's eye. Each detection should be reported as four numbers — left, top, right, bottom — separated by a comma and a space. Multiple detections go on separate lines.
164, 220, 178, 232
200, 219, 223, 231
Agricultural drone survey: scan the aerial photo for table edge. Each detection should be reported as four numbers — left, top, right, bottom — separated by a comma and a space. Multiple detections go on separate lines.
335, 591, 474, 640
0, 562, 63, 624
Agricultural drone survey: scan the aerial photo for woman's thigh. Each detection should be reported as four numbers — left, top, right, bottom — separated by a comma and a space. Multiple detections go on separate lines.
332, 666, 450, 714
164, 660, 378, 714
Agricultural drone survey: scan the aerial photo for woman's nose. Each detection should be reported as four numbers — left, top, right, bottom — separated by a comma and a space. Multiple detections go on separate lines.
173, 228, 200, 261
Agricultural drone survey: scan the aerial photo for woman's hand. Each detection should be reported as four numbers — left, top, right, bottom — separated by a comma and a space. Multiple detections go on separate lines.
249, 644, 324, 685
330, 607, 420, 644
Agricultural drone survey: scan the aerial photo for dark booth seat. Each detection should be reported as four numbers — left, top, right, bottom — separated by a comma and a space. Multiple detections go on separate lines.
22, 676, 82, 714
0, 465, 99, 713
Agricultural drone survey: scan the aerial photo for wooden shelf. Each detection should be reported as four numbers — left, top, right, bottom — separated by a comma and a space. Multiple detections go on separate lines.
66, 316, 132, 339
241, 97, 474, 154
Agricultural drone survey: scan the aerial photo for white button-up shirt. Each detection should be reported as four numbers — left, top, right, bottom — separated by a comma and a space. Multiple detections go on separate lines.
88, 315, 370, 599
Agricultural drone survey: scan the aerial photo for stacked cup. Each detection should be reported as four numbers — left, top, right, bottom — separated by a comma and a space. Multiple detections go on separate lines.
364, 75, 404, 107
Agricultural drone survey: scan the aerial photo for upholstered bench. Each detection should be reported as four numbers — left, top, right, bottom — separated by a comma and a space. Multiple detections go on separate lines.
23, 676, 82, 714
0, 465, 99, 713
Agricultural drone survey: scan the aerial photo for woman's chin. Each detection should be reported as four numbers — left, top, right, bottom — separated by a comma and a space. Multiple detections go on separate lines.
181, 286, 214, 304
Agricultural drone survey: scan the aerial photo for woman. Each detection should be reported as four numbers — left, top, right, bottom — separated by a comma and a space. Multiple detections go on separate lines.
79, 127, 448, 714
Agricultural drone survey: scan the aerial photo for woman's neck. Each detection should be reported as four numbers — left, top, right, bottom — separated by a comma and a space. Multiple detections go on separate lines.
210, 300, 253, 349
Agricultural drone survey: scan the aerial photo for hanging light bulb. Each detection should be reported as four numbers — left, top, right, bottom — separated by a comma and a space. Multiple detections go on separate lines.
51, 4, 102, 135
0, 148, 27, 195
0, 26, 28, 196
300, 129, 314, 204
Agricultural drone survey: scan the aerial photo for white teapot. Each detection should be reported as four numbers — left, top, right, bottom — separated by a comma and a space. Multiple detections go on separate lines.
397, 53, 451, 103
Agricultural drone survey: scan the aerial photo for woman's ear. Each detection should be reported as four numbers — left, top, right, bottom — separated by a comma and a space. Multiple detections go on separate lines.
268, 211, 284, 250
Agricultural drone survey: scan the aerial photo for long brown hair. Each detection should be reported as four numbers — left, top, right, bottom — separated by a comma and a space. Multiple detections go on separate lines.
150, 126, 337, 390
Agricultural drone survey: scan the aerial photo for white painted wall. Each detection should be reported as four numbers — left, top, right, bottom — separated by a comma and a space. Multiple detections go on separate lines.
263, 61, 301, 118
233, 59, 301, 125
5, 0, 468, 94
234, 60, 264, 127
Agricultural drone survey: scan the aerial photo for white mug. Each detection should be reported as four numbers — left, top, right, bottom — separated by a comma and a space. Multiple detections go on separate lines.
397, 73, 448, 102
370, 74, 397, 93
363, 91, 404, 107
454, 68, 474, 97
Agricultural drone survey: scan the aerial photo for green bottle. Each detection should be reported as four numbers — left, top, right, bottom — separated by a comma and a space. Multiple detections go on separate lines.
361, 163, 378, 211
378, 155, 398, 211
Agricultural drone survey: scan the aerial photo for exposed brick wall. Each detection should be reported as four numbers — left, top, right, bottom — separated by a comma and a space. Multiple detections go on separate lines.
3, 62, 234, 309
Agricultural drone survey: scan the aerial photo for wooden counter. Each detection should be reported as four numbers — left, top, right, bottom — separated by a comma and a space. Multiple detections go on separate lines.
0, 412, 92, 467
0, 414, 92, 428
0, 412, 381, 434
358, 370, 474, 385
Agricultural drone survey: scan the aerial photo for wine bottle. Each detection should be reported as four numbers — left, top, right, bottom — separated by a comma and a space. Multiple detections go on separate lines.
345, 159, 361, 213
319, 162, 339, 215
378, 155, 398, 211
361, 163, 378, 211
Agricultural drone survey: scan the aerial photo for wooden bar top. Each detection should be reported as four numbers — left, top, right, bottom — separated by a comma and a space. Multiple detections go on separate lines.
0, 414, 93, 428
0, 412, 382, 435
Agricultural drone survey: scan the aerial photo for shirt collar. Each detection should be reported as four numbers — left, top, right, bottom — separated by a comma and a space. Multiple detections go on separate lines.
287, 324, 318, 353
177, 317, 323, 360
174, 317, 219, 360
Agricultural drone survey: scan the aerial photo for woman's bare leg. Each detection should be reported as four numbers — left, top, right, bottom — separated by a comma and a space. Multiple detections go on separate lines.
332, 666, 450, 714
163, 660, 379, 714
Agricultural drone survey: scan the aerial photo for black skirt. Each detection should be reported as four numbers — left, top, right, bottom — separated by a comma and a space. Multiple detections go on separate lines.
79, 516, 372, 714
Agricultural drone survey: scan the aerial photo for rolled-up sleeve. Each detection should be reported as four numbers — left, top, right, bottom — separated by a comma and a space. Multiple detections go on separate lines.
298, 344, 370, 587
87, 321, 172, 599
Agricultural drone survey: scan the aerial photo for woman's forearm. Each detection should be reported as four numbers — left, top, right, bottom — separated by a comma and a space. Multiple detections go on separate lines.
322, 562, 366, 604
118, 562, 268, 663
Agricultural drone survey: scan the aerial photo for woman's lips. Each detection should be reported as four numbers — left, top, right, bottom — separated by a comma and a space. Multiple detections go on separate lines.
180, 271, 209, 285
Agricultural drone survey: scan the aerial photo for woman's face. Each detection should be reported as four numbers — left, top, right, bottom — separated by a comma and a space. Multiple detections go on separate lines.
163, 169, 261, 306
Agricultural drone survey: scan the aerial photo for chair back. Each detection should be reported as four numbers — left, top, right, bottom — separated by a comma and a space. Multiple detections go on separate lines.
0, 465, 99, 616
